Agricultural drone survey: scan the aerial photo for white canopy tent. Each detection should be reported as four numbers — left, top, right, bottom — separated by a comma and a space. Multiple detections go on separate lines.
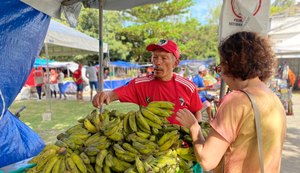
40, 19, 108, 56
275, 34, 300, 56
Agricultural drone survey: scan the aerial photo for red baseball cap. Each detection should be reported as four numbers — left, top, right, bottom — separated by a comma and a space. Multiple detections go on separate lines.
146, 39, 180, 59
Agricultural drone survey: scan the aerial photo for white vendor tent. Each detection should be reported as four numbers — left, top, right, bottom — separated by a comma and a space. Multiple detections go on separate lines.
40, 19, 108, 56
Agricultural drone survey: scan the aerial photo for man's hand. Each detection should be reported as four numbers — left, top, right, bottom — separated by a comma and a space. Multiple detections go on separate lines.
92, 91, 111, 108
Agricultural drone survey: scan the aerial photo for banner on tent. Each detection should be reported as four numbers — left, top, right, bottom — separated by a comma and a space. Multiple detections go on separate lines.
219, 0, 271, 41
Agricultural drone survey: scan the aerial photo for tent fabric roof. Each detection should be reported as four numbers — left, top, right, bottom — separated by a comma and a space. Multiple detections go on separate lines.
39, 20, 108, 56
21, 0, 167, 19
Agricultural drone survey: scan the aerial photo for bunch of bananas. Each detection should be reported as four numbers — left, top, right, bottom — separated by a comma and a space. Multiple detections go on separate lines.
27, 101, 197, 173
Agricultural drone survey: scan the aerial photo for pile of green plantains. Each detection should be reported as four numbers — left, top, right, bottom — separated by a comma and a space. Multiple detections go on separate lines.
27, 101, 208, 173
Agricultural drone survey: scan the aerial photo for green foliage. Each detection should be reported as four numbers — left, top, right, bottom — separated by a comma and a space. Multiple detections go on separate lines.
270, 0, 296, 16
122, 0, 194, 23
117, 0, 218, 62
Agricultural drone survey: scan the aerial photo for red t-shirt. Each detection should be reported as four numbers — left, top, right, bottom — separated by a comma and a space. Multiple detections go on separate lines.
73, 69, 83, 84
114, 73, 202, 125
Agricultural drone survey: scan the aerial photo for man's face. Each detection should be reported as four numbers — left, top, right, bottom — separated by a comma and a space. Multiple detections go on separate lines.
151, 50, 179, 81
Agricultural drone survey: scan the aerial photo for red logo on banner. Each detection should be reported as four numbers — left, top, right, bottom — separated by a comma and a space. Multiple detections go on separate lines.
231, 0, 262, 19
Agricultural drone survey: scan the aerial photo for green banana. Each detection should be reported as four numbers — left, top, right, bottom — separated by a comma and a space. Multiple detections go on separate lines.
104, 153, 114, 167
135, 111, 150, 131
140, 107, 162, 124
113, 144, 127, 154
87, 164, 96, 173
89, 141, 111, 150
56, 133, 68, 140
149, 135, 156, 142
145, 106, 173, 117
129, 113, 137, 132
151, 127, 160, 135
147, 101, 175, 110
132, 141, 155, 155
84, 146, 100, 156
135, 157, 145, 173
157, 130, 178, 146
159, 134, 179, 151
123, 114, 132, 134
144, 118, 162, 130
70, 152, 87, 173
84, 133, 102, 146
42, 155, 60, 173
65, 124, 84, 135
103, 120, 122, 136
59, 157, 67, 173
84, 118, 98, 133
94, 165, 103, 173
176, 147, 193, 157
80, 152, 90, 164
103, 165, 111, 173
124, 167, 136, 173
122, 143, 140, 155
108, 131, 124, 141
136, 120, 152, 134
96, 149, 108, 167
115, 151, 135, 162
156, 156, 177, 168
136, 131, 150, 139
65, 157, 80, 173
35, 151, 57, 171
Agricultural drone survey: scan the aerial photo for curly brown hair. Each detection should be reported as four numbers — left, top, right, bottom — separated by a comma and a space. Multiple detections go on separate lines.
218, 31, 277, 82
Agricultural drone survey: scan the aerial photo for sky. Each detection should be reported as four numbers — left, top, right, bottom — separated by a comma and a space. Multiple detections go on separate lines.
190, 0, 300, 24
190, 0, 221, 24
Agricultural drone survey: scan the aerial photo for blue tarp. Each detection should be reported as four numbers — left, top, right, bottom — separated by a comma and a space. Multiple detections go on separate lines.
62, 78, 132, 93
179, 58, 216, 66
103, 78, 132, 90
0, 0, 48, 167
108, 60, 141, 68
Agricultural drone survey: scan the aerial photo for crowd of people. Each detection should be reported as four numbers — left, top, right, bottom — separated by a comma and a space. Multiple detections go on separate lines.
33, 67, 67, 101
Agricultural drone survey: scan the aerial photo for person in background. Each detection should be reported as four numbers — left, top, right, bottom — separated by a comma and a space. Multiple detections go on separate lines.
286, 67, 295, 115
72, 64, 83, 101
33, 66, 44, 101
176, 31, 286, 172
104, 69, 109, 79
86, 62, 99, 101
57, 68, 67, 100
49, 69, 59, 98
193, 65, 214, 121
92, 39, 203, 125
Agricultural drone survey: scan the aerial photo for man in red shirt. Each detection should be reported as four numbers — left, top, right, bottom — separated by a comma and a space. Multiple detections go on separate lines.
92, 39, 203, 125
72, 64, 83, 101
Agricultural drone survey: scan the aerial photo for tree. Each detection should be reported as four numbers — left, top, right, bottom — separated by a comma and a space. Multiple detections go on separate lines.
117, 0, 219, 62
76, 8, 130, 61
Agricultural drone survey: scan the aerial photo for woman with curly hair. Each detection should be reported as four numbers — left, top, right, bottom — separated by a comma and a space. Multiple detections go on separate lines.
176, 31, 286, 173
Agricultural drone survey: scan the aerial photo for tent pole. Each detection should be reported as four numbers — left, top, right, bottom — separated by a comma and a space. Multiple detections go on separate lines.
98, 0, 104, 111
44, 43, 52, 120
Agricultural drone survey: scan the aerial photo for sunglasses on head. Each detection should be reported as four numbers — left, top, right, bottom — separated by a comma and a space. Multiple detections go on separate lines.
214, 64, 222, 75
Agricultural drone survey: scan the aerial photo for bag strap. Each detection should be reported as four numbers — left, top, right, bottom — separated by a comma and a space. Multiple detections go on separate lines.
240, 90, 265, 173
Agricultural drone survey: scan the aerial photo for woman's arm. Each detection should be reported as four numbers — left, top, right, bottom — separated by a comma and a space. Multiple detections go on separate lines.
176, 109, 229, 171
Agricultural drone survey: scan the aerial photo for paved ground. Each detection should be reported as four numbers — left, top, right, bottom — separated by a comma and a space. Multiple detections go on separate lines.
281, 90, 300, 173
